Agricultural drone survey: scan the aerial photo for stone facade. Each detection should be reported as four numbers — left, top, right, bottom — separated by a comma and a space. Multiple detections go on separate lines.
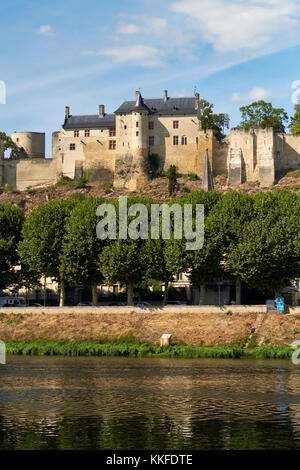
2, 90, 300, 191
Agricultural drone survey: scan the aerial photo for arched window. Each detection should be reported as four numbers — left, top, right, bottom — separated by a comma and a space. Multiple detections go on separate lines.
182, 136, 187, 145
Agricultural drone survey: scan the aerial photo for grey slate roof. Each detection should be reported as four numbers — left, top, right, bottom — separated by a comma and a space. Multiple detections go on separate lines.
115, 97, 198, 115
63, 96, 198, 129
63, 114, 116, 129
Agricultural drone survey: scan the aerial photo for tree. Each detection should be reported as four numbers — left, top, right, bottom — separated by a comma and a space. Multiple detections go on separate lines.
289, 101, 300, 135
199, 99, 230, 142
61, 197, 111, 305
0, 203, 24, 292
239, 101, 288, 133
100, 240, 151, 305
0, 132, 16, 151
99, 196, 155, 306
179, 190, 223, 305
210, 191, 254, 304
19, 199, 78, 306
225, 190, 300, 297
167, 165, 178, 196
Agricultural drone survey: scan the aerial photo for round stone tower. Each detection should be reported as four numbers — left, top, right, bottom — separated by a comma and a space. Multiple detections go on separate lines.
11, 132, 45, 158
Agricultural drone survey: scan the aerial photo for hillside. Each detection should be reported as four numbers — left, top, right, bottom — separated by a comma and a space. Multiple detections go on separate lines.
0, 171, 299, 214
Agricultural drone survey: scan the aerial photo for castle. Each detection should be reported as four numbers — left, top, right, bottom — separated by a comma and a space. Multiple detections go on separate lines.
1, 89, 300, 191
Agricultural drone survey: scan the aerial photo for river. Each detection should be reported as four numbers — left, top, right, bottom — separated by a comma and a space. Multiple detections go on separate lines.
0, 356, 299, 450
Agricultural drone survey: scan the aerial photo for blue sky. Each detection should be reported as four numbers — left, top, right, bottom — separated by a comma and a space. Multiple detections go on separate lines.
1, 0, 300, 156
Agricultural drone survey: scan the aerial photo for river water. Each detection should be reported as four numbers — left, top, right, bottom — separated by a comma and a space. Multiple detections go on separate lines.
0, 356, 299, 450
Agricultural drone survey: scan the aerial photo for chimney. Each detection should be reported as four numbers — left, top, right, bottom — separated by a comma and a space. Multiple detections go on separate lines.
99, 105, 105, 118
195, 92, 200, 110
164, 90, 168, 102
65, 106, 70, 120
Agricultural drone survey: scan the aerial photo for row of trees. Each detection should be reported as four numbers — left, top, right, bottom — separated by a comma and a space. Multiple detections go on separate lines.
0, 189, 299, 306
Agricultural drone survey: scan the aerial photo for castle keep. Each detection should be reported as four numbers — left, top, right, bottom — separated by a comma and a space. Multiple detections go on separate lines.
1, 90, 300, 190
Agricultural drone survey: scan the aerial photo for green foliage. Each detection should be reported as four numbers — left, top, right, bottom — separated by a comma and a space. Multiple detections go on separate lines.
199, 99, 230, 142
0, 203, 24, 291
149, 154, 161, 177
5, 339, 294, 359
75, 174, 90, 188
286, 169, 300, 178
57, 175, 74, 186
167, 165, 178, 196
101, 182, 114, 194
19, 199, 78, 282
289, 102, 300, 135
187, 173, 199, 181
61, 197, 109, 290
0, 132, 16, 150
239, 100, 288, 133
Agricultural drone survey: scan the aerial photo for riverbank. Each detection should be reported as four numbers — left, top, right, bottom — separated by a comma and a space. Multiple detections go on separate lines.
4, 338, 294, 359
1, 310, 300, 347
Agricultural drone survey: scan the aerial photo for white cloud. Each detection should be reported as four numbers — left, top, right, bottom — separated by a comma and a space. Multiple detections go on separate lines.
119, 15, 167, 37
119, 24, 141, 35
99, 45, 162, 67
37, 25, 53, 35
232, 86, 271, 102
171, 0, 300, 53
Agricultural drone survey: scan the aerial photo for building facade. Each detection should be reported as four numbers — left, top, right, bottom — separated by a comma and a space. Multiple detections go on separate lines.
1, 89, 300, 191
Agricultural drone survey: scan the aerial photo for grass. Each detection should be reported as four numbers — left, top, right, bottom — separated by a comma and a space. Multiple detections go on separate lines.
286, 169, 300, 178
4, 338, 294, 360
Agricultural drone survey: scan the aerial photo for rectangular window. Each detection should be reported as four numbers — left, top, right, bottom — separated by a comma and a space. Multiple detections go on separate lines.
109, 128, 116, 137
136, 131, 139, 137
173, 136, 179, 146
136, 122, 139, 127
70, 143, 76, 151
109, 140, 116, 150
85, 130, 90, 137
149, 136, 154, 146
173, 121, 179, 129
74, 130, 79, 138
149, 121, 154, 130
182, 136, 187, 145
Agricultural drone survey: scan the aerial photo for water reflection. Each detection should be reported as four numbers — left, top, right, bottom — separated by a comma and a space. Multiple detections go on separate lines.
0, 357, 299, 449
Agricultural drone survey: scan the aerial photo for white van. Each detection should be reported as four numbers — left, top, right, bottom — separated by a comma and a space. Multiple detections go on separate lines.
0, 297, 26, 307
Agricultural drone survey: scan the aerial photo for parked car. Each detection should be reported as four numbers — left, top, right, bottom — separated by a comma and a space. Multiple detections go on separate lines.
166, 301, 187, 307
0, 297, 26, 307
77, 302, 93, 306
133, 301, 151, 308
27, 303, 43, 307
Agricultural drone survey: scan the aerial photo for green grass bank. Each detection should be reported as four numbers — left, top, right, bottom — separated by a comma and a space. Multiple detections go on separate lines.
5, 338, 295, 360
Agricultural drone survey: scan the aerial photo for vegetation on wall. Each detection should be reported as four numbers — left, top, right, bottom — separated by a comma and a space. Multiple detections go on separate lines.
0, 132, 16, 151
239, 101, 289, 133
198, 99, 230, 142
289, 102, 300, 135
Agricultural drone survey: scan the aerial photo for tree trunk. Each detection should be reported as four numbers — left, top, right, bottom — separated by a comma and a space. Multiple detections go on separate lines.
59, 280, 65, 307
199, 283, 206, 305
163, 280, 169, 306
43, 276, 47, 307
235, 278, 241, 305
127, 281, 134, 306
92, 284, 98, 306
